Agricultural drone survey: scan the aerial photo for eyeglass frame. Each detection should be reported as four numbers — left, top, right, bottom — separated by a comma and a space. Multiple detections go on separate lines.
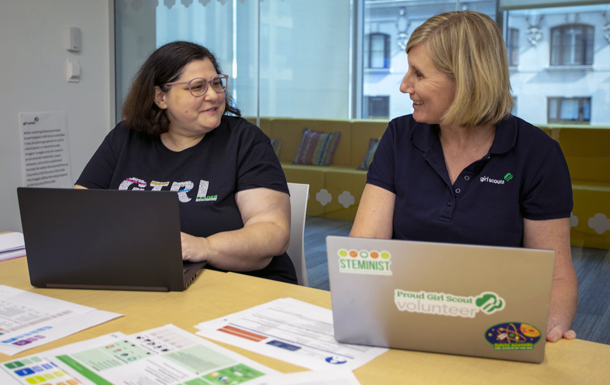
162, 74, 229, 97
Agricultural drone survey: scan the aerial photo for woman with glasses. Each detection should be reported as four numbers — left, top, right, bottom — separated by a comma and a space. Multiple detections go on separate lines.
75, 41, 296, 284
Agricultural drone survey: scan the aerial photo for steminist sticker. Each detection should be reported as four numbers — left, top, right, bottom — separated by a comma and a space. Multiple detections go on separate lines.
337, 249, 392, 276
394, 290, 505, 318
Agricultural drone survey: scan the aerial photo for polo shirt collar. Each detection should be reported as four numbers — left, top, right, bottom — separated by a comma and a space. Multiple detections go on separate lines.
410, 122, 439, 154
410, 116, 518, 155
488, 115, 517, 155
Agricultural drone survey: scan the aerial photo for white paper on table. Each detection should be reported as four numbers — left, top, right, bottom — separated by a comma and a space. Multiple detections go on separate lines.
194, 297, 388, 371
261, 369, 362, 385
0, 285, 123, 356
0, 250, 26, 262
0, 232, 25, 252
0, 233, 26, 262
2, 324, 279, 385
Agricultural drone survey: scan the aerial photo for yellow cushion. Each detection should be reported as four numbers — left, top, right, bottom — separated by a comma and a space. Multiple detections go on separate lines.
555, 128, 610, 184
571, 187, 610, 250
350, 120, 388, 168
281, 164, 326, 217
324, 169, 367, 221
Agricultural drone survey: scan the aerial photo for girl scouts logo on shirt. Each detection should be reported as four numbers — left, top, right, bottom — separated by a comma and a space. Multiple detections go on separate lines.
337, 249, 392, 275
480, 173, 513, 185
394, 290, 505, 318
485, 322, 541, 351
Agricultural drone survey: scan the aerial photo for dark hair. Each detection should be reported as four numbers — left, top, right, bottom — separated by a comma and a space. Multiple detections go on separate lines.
122, 41, 241, 136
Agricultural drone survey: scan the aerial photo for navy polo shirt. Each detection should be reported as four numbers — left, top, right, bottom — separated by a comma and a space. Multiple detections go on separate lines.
367, 114, 573, 247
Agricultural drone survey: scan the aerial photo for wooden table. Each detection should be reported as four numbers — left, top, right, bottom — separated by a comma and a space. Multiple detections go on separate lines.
1, 257, 608, 384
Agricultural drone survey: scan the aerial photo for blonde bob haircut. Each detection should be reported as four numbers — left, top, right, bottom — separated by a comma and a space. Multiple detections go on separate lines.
406, 11, 514, 129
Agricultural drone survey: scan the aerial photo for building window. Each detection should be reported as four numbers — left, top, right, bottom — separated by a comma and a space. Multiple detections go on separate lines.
507, 28, 519, 67
550, 24, 594, 66
548, 97, 591, 124
368, 33, 390, 69
364, 96, 389, 119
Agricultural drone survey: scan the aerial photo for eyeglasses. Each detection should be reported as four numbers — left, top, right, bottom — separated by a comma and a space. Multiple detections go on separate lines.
163, 74, 228, 97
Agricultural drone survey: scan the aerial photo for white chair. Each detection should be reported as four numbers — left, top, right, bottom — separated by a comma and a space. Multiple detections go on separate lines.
287, 183, 309, 286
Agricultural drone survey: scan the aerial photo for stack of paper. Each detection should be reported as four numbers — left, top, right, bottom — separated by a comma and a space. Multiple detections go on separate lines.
0, 232, 26, 262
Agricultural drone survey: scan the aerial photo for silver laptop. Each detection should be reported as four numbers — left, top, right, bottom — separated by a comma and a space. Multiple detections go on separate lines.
17, 188, 205, 292
326, 235, 555, 363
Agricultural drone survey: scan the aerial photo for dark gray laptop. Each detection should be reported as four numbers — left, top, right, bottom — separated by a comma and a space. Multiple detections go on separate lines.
17, 187, 205, 292
326, 235, 555, 363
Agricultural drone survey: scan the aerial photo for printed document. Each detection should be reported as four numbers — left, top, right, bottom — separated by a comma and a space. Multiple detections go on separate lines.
0, 285, 122, 356
0, 324, 279, 385
194, 298, 387, 371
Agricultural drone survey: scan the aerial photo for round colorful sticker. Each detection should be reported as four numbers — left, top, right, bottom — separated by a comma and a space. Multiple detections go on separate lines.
485, 322, 541, 351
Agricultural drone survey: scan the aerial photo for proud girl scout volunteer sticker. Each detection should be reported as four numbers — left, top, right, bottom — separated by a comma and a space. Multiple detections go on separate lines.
394, 290, 506, 318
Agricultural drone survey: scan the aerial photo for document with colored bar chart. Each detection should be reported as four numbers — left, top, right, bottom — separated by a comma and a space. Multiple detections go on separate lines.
0, 324, 280, 385
194, 298, 388, 371
0, 285, 122, 356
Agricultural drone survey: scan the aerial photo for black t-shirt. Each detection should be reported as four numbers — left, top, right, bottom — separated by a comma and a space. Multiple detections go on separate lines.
77, 116, 297, 284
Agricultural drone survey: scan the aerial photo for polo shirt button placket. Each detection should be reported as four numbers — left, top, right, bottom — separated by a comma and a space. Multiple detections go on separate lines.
455, 187, 461, 194
464, 175, 471, 181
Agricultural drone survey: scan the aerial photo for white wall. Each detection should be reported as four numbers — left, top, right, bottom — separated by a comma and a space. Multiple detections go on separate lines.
0, 0, 114, 232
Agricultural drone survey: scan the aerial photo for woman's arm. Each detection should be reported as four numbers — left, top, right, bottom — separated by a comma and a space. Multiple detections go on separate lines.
523, 217, 578, 342
350, 184, 396, 239
180, 187, 291, 272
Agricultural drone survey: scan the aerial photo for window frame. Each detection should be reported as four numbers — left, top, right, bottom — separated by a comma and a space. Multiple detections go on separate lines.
547, 96, 592, 124
550, 24, 594, 66
367, 32, 390, 69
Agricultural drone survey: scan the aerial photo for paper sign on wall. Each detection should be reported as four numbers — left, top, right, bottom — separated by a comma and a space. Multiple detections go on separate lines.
19, 112, 73, 188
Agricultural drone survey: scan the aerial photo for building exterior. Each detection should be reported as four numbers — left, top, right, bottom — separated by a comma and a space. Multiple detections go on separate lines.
363, 1, 610, 126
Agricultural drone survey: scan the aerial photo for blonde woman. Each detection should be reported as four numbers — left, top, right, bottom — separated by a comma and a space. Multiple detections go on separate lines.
351, 11, 577, 342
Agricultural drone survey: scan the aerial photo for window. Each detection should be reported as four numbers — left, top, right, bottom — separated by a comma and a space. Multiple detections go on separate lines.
368, 33, 390, 69
364, 96, 390, 119
550, 24, 594, 66
507, 28, 519, 67
548, 97, 591, 124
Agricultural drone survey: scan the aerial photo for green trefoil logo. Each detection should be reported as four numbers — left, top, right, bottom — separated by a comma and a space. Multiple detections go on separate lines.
504, 173, 513, 182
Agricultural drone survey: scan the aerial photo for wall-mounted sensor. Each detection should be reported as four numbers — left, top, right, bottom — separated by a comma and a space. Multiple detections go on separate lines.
67, 59, 80, 83
65, 27, 81, 52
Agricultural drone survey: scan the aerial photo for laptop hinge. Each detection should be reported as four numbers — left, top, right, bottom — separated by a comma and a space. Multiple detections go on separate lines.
47, 283, 169, 292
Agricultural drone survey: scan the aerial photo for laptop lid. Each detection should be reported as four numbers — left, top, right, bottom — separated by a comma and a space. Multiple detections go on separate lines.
326, 235, 555, 363
17, 188, 205, 292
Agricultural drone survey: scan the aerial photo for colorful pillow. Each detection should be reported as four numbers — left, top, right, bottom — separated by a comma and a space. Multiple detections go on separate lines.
293, 128, 341, 166
357, 138, 380, 171
270, 139, 282, 157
